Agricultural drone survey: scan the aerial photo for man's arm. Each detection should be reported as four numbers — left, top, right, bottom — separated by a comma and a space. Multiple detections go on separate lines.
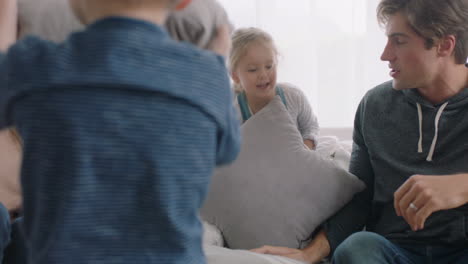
0, 0, 21, 213
321, 127, 374, 253
0, 0, 18, 51
394, 173, 468, 231
251, 230, 330, 263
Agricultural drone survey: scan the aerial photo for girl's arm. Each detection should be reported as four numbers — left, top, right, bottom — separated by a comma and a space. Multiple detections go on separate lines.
286, 84, 320, 147
0, 0, 18, 51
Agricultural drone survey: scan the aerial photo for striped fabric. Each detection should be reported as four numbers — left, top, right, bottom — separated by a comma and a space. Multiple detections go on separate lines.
0, 17, 240, 264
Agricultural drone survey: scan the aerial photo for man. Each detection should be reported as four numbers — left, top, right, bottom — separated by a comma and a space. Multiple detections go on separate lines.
253, 0, 468, 263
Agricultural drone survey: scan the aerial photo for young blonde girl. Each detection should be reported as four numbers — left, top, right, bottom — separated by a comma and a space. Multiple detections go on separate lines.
229, 27, 319, 149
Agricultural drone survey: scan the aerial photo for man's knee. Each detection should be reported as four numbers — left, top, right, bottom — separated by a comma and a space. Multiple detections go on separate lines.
333, 231, 389, 263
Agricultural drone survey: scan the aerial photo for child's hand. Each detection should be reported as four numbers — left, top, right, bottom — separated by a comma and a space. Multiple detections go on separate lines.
207, 24, 231, 58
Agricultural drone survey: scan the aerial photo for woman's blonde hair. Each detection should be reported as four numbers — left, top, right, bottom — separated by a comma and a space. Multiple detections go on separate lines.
229, 27, 279, 93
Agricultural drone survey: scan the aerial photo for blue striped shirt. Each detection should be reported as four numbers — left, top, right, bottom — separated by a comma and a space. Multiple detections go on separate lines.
0, 17, 240, 264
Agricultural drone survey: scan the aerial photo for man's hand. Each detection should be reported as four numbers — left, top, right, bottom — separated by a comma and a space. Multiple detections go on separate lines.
394, 174, 468, 231
250, 230, 330, 264
251, 246, 311, 263
0, 130, 23, 220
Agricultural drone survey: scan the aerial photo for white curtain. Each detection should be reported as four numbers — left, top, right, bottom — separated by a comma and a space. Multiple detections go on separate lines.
218, 0, 390, 128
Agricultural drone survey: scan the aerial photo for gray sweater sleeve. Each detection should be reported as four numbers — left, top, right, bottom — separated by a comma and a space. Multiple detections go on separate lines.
282, 83, 320, 143
322, 96, 374, 254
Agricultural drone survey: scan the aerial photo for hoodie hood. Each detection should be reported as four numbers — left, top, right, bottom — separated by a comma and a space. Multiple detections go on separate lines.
401, 87, 468, 161
402, 86, 468, 110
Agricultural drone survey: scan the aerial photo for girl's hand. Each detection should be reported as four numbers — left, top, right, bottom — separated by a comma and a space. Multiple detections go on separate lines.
304, 139, 315, 150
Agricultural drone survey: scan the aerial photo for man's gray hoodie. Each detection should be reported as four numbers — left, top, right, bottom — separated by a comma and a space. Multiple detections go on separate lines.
324, 81, 468, 252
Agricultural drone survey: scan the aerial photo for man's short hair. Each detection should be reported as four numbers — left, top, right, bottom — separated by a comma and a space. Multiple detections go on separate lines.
377, 0, 468, 65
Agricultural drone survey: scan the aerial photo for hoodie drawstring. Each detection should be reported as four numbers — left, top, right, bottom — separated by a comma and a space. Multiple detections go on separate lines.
416, 102, 449, 162
427, 102, 448, 161
417, 103, 423, 153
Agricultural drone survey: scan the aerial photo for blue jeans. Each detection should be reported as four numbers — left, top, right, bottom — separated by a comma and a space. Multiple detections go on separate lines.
3, 218, 26, 264
0, 204, 10, 263
0, 203, 26, 264
333, 231, 468, 264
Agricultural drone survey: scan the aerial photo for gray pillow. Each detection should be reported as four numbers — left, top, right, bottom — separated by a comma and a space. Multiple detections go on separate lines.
200, 96, 365, 249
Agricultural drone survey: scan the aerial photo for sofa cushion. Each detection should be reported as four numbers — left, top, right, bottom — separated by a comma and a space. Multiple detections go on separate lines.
201, 96, 365, 249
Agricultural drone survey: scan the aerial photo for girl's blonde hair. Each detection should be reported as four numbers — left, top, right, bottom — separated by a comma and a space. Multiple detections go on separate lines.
229, 27, 279, 93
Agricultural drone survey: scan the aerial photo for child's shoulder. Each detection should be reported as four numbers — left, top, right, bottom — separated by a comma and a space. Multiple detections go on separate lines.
80, 17, 226, 75
165, 40, 226, 70
9, 35, 56, 56
278, 82, 305, 97
3, 36, 57, 73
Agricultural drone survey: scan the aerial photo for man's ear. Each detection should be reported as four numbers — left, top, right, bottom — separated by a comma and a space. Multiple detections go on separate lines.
437, 35, 456, 58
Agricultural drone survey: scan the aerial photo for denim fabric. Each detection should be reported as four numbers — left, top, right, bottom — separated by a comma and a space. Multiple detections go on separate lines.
333, 231, 468, 264
0, 204, 10, 263
3, 217, 26, 264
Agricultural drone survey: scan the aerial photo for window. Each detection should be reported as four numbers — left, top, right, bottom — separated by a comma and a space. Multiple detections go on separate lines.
218, 0, 390, 127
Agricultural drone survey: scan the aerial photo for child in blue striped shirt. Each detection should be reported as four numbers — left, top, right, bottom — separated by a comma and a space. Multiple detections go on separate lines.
0, 1, 240, 263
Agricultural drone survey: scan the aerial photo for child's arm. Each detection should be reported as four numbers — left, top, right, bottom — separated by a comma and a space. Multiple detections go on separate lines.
288, 85, 320, 149
0, 0, 18, 51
